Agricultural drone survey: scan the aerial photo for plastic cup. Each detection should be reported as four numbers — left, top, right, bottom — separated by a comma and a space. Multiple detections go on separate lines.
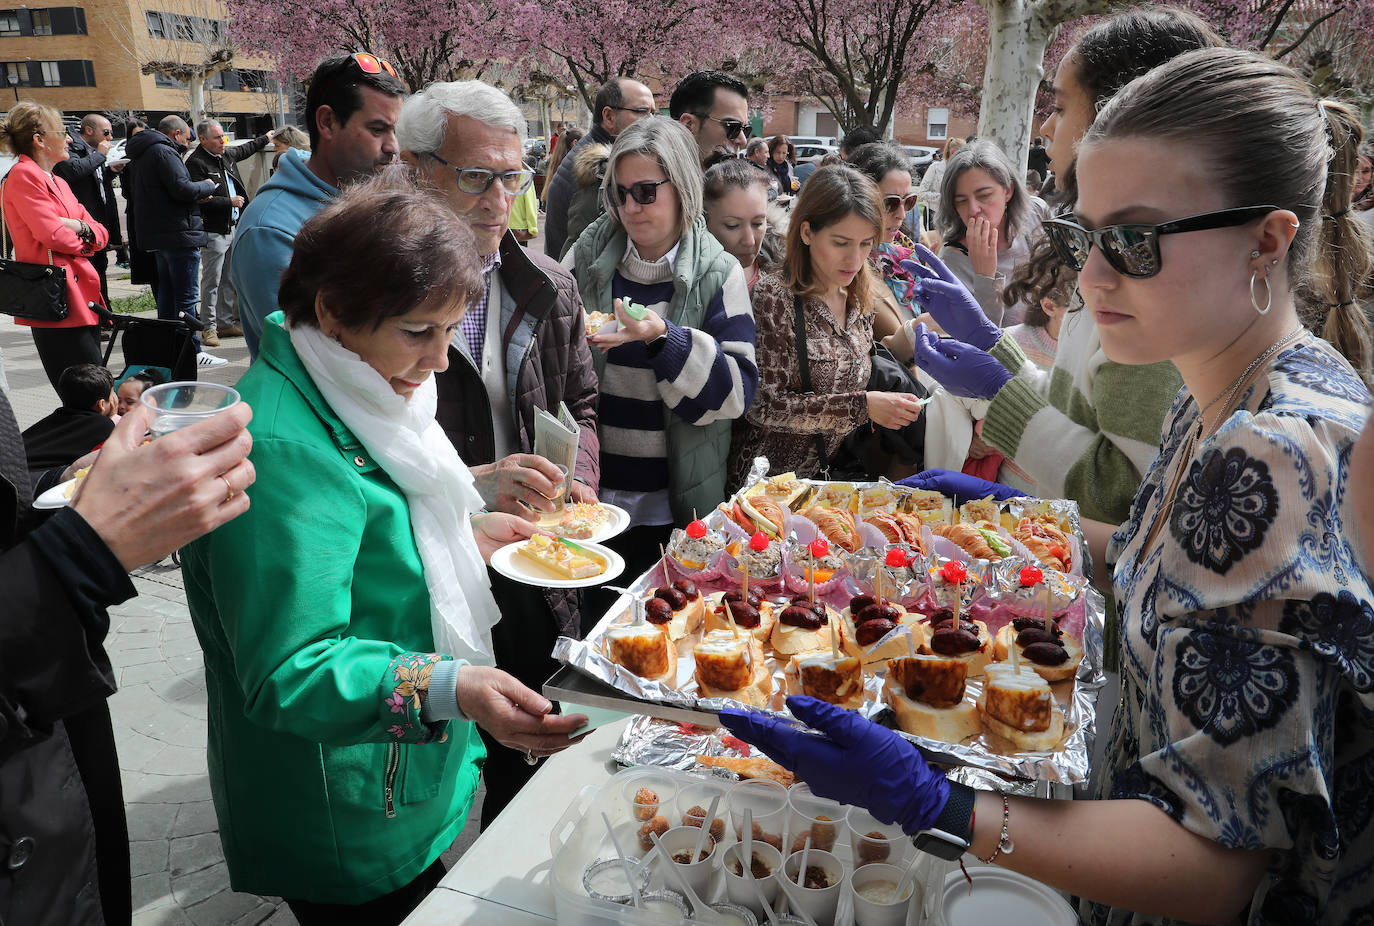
674, 781, 728, 844
536, 463, 570, 526
785, 783, 844, 856
658, 825, 719, 899
848, 862, 917, 926
781, 847, 844, 924
846, 806, 910, 869
722, 840, 782, 915
141, 382, 240, 436
727, 779, 789, 852
581, 857, 653, 905
621, 777, 678, 825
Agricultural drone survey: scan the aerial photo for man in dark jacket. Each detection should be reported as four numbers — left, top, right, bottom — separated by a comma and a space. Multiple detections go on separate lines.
185, 121, 272, 347
399, 80, 602, 826
0, 357, 254, 926
127, 115, 223, 366
543, 76, 655, 259
54, 114, 123, 306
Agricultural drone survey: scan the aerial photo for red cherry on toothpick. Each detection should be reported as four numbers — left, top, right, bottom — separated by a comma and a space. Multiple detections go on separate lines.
1019, 565, 1044, 587
885, 548, 909, 568
685, 519, 708, 539
749, 532, 770, 552
809, 538, 830, 558
940, 560, 968, 584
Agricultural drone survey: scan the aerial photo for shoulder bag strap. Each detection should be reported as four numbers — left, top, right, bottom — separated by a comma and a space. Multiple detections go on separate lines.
792, 292, 830, 478
0, 175, 54, 265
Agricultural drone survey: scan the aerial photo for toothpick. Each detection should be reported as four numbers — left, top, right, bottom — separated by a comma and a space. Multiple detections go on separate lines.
1043, 582, 1053, 632
725, 599, 741, 639
809, 546, 816, 601
743, 567, 750, 601
953, 579, 962, 624
830, 618, 839, 660
1010, 613, 1021, 670
875, 558, 884, 603
906, 626, 916, 658
693, 508, 699, 522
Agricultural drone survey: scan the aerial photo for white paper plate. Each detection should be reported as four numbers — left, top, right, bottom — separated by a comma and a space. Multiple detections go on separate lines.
33, 478, 79, 509
548, 503, 630, 544
942, 867, 1077, 926
490, 538, 625, 589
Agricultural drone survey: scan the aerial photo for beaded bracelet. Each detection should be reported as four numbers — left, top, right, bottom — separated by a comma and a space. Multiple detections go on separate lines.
979, 794, 1014, 865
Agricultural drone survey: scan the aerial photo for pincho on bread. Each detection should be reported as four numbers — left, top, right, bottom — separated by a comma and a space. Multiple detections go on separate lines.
641, 579, 706, 643
978, 662, 1066, 752
919, 606, 993, 677
991, 565, 1083, 681
837, 593, 929, 667
883, 654, 980, 743
605, 621, 676, 687
786, 650, 864, 710
514, 534, 605, 580
800, 505, 862, 553
753, 471, 808, 509
770, 594, 834, 655
704, 587, 777, 643
693, 630, 771, 706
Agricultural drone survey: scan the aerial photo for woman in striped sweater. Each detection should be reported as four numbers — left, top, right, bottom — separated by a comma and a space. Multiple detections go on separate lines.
566, 116, 758, 583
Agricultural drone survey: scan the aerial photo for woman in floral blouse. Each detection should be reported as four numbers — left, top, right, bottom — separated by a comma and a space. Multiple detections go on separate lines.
721, 49, 1374, 926
727, 165, 925, 487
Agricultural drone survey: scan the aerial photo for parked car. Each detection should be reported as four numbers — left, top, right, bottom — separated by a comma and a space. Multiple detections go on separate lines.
794, 144, 839, 164
903, 145, 938, 177
789, 135, 836, 149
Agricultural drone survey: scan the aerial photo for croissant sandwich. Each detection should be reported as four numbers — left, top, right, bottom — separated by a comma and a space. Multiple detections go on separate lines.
1013, 518, 1073, 572
801, 505, 862, 553
933, 522, 1010, 561
864, 511, 927, 552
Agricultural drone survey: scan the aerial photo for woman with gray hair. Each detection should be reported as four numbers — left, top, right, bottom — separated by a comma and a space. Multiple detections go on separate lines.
931, 139, 1049, 325
565, 115, 758, 586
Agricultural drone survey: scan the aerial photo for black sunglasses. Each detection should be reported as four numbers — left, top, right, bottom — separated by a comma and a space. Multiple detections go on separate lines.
1043, 205, 1279, 278
883, 193, 919, 215
612, 178, 672, 206
696, 113, 750, 141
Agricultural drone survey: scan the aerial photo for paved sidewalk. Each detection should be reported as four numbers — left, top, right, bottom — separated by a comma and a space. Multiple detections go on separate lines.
3, 274, 485, 925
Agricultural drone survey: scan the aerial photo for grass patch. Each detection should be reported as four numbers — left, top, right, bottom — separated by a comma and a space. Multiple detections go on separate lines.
111, 291, 156, 315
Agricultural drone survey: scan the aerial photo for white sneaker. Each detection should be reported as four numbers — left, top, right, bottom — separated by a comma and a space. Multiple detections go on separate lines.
197, 351, 229, 368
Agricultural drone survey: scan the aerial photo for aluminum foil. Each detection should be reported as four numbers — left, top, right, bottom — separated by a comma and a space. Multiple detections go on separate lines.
554, 467, 1108, 785
611, 714, 744, 770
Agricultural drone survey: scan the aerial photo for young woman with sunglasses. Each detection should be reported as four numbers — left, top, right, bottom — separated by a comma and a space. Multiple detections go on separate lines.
932, 138, 1049, 326
566, 115, 757, 585
847, 141, 926, 358
908, 8, 1222, 537
726, 165, 925, 489
722, 47, 1374, 926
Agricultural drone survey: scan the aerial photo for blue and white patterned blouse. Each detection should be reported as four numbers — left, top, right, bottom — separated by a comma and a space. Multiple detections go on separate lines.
1088, 336, 1374, 926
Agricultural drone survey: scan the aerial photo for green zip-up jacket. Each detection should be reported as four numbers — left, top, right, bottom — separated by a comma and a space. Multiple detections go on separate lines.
181, 316, 484, 904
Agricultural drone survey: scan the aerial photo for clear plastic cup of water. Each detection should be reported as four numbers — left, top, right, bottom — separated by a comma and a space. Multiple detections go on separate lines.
140, 382, 240, 437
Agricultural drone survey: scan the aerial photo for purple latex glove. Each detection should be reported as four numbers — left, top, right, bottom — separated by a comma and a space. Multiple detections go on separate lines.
897, 468, 1028, 504
911, 323, 1012, 400
719, 696, 951, 835
901, 244, 1001, 350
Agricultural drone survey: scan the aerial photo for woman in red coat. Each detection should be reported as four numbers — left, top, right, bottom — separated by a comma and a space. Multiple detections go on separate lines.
1, 102, 109, 389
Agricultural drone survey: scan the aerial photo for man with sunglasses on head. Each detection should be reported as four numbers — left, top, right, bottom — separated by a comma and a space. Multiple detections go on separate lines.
669, 70, 751, 165
54, 114, 123, 309
544, 76, 656, 259
232, 53, 407, 358
397, 80, 602, 827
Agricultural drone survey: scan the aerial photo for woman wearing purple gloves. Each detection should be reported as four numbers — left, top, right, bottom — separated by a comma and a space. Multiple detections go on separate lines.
725, 47, 1374, 926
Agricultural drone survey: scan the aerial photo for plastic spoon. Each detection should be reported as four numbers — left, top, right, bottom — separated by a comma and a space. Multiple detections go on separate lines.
742, 808, 781, 926
797, 835, 812, 888
600, 812, 641, 909
771, 868, 820, 926
648, 832, 726, 925
692, 794, 722, 867
889, 846, 925, 907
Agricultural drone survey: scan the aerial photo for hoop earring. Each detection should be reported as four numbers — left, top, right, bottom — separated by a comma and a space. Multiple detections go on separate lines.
1249, 269, 1273, 315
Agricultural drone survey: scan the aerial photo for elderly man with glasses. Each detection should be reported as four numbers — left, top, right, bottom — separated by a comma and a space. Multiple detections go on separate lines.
543, 75, 655, 259
670, 69, 751, 164
54, 114, 123, 308
397, 80, 602, 827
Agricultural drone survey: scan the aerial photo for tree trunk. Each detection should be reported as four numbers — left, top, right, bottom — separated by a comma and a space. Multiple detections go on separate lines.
188, 75, 206, 122
976, 0, 1052, 169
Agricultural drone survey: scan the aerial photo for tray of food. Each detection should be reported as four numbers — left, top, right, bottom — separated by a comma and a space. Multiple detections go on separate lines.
553, 463, 1107, 784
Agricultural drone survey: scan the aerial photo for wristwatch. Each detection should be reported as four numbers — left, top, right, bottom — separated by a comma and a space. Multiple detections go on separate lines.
913, 781, 976, 860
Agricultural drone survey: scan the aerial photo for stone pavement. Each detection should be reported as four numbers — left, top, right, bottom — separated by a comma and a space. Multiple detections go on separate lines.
2, 269, 486, 926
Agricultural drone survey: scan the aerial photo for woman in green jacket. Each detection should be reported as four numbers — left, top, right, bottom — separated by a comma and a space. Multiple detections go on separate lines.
181, 178, 586, 925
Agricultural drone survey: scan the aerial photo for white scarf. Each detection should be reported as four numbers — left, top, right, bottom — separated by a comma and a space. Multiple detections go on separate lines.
289, 321, 501, 665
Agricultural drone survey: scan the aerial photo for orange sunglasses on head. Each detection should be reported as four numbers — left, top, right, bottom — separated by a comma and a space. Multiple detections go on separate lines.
351, 52, 397, 79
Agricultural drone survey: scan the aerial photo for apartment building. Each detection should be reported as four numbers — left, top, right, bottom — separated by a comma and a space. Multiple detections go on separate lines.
0, 0, 279, 136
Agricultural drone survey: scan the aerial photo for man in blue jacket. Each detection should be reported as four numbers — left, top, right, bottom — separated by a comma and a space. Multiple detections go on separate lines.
127, 115, 224, 366
232, 54, 406, 358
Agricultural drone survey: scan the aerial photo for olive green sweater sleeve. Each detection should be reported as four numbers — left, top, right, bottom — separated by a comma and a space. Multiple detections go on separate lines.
980, 309, 1182, 525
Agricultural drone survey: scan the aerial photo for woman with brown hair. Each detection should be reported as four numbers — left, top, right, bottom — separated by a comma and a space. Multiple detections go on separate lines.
727, 165, 924, 487
766, 134, 797, 196
540, 125, 584, 205
0, 101, 109, 390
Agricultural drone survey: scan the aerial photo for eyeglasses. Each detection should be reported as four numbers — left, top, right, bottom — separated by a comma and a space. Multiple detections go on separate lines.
883, 193, 919, 215
351, 52, 397, 79
611, 178, 672, 206
695, 113, 750, 141
609, 105, 655, 117
1042, 205, 1279, 279
427, 153, 533, 196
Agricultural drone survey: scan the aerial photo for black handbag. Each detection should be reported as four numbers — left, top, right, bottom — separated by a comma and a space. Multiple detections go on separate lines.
792, 295, 928, 479
0, 179, 70, 322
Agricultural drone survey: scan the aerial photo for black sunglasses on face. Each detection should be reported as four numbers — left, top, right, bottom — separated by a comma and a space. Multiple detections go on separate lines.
696, 113, 750, 140
883, 193, 919, 215
1042, 205, 1279, 279
612, 178, 672, 206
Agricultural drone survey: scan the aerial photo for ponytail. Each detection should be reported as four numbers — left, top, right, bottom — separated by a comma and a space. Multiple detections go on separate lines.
1310, 100, 1373, 384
